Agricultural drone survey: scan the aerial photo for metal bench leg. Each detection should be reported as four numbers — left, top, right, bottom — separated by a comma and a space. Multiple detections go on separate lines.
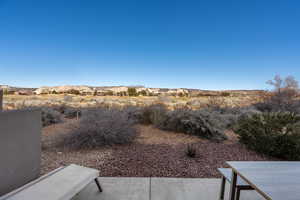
94, 178, 103, 192
236, 187, 241, 200
219, 176, 226, 200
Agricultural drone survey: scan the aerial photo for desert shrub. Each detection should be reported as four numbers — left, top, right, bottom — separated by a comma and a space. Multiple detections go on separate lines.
55, 105, 81, 119
40, 107, 62, 126
215, 106, 261, 125
22, 106, 63, 127
139, 104, 167, 125
160, 108, 227, 141
64, 108, 81, 119
63, 108, 137, 149
235, 112, 300, 160
185, 144, 197, 158
206, 96, 227, 109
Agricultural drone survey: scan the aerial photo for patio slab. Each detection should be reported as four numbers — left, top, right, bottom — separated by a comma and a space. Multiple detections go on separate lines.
72, 177, 150, 200
73, 177, 264, 200
151, 178, 264, 200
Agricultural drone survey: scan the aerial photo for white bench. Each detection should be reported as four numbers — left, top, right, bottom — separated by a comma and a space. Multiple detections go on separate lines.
0, 164, 103, 200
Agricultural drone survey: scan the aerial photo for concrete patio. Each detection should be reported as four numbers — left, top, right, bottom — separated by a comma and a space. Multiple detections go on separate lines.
73, 177, 264, 200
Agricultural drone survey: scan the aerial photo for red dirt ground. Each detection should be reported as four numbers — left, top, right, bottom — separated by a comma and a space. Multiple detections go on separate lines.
41, 122, 273, 178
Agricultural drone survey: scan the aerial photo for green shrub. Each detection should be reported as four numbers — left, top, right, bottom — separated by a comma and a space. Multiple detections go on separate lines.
63, 108, 137, 149
235, 112, 300, 160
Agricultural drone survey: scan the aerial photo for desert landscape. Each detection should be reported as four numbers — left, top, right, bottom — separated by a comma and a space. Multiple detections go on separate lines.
3, 75, 298, 178
2, 1, 300, 199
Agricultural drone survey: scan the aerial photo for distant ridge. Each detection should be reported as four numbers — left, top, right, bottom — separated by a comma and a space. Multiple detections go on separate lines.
0, 85, 264, 97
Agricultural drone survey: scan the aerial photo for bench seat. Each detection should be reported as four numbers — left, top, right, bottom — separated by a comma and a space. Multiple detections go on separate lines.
0, 164, 102, 200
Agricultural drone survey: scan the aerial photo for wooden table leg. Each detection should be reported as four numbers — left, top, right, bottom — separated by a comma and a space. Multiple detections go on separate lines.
229, 170, 237, 200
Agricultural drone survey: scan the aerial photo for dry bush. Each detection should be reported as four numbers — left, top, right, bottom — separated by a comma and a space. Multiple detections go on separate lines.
54, 105, 81, 119
23, 106, 62, 127
139, 104, 167, 125
206, 96, 227, 109
41, 107, 62, 126
159, 108, 227, 141
63, 108, 137, 149
255, 75, 300, 113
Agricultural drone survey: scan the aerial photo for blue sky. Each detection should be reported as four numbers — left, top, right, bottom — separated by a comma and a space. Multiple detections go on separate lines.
0, 0, 300, 90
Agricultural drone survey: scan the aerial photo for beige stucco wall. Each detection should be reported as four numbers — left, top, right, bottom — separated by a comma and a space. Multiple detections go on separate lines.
0, 109, 41, 196
0, 90, 2, 111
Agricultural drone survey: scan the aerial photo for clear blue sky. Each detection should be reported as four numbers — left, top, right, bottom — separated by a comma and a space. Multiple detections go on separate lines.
1, 0, 300, 90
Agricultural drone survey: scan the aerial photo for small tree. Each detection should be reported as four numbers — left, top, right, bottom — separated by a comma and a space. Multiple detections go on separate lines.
264, 75, 299, 112
128, 88, 137, 96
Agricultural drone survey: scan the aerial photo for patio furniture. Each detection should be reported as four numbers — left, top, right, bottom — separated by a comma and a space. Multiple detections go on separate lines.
218, 168, 254, 200
227, 161, 300, 200
0, 164, 103, 200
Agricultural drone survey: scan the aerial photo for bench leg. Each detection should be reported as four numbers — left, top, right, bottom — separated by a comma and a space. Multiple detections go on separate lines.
219, 176, 226, 200
94, 178, 103, 192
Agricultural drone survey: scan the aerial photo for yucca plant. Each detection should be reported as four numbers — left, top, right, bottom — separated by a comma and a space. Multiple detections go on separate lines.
185, 144, 197, 158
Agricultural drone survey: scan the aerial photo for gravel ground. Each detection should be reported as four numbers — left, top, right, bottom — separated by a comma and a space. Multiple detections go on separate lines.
41, 123, 273, 177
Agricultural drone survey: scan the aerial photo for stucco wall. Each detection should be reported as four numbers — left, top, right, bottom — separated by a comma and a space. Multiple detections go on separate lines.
0, 90, 2, 111
0, 109, 41, 196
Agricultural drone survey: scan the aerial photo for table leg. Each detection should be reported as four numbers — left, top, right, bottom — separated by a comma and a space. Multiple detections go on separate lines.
229, 170, 237, 200
219, 176, 226, 200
